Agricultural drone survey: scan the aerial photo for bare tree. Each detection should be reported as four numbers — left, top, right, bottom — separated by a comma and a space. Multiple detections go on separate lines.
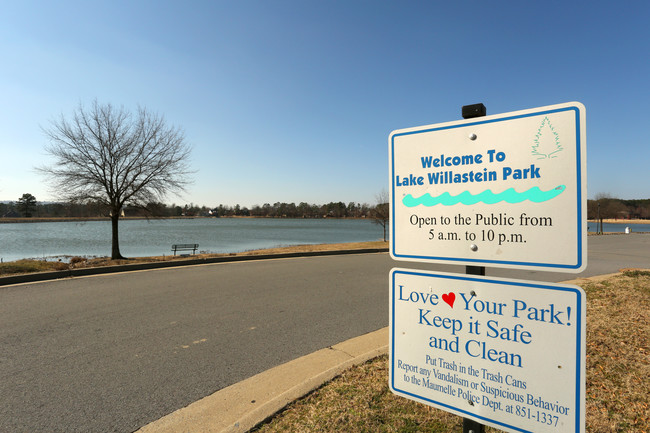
39, 101, 193, 259
590, 193, 629, 234
371, 189, 390, 242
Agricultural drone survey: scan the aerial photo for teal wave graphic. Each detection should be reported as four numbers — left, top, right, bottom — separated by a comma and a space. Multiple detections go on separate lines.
403, 185, 566, 207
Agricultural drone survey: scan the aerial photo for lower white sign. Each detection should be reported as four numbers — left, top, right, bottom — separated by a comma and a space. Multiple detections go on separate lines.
389, 269, 586, 433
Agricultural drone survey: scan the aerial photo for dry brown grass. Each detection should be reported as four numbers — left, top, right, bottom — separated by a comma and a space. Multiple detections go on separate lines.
0, 259, 69, 275
594, 219, 650, 225
227, 241, 388, 256
0, 241, 388, 276
254, 355, 466, 433
253, 270, 650, 433
584, 269, 650, 432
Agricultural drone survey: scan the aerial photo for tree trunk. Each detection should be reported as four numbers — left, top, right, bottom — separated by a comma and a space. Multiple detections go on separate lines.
111, 213, 124, 259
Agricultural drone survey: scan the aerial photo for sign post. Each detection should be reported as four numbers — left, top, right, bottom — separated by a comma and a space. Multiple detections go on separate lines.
463, 104, 488, 433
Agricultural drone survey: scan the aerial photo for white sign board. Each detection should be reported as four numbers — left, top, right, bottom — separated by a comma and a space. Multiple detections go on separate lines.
389, 102, 586, 272
389, 268, 586, 433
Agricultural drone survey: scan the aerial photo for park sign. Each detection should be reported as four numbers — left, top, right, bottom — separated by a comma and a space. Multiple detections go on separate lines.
389, 269, 586, 433
389, 102, 586, 272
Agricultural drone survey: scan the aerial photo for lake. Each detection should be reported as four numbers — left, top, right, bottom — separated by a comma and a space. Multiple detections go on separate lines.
1, 218, 647, 263
0, 218, 385, 262
587, 221, 650, 233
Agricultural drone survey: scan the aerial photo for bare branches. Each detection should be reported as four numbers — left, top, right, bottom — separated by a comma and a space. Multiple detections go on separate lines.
39, 101, 193, 208
371, 189, 389, 242
39, 101, 193, 258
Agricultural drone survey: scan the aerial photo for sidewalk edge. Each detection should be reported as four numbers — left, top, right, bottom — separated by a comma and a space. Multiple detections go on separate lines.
136, 328, 389, 433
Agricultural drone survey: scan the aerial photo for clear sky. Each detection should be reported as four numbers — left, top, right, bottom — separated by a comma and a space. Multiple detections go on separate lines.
1, 0, 648, 208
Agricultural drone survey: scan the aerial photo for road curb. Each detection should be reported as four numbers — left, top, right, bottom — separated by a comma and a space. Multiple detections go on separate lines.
135, 328, 389, 433
0, 248, 389, 287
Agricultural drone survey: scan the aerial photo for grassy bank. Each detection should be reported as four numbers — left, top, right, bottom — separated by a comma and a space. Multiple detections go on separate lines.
0, 259, 70, 275
588, 219, 650, 225
252, 270, 650, 433
0, 241, 389, 277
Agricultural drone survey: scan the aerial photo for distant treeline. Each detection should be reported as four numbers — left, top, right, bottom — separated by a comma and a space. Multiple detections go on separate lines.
587, 197, 650, 220
2, 196, 648, 220
0, 199, 376, 219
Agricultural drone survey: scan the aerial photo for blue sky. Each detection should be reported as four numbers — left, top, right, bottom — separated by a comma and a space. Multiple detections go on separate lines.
1, 0, 648, 207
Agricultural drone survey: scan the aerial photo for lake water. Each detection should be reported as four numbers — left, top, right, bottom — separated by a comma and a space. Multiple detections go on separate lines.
587, 222, 650, 233
1, 218, 648, 263
0, 218, 385, 262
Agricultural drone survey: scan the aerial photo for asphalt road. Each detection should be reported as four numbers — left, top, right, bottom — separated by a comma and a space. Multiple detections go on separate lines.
1, 235, 648, 432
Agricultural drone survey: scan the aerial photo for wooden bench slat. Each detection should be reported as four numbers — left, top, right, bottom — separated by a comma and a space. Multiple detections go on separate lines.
171, 244, 199, 255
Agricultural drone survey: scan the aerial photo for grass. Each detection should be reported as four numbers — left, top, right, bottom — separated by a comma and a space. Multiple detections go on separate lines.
252, 270, 650, 433
0, 241, 389, 276
0, 259, 70, 275
584, 270, 649, 432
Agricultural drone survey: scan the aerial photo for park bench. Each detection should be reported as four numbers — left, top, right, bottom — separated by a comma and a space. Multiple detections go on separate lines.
172, 244, 199, 256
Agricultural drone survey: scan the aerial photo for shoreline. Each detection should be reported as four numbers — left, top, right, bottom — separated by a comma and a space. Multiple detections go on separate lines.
0, 216, 193, 224
0, 241, 390, 284
0, 215, 369, 224
587, 218, 649, 224
2, 216, 648, 224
